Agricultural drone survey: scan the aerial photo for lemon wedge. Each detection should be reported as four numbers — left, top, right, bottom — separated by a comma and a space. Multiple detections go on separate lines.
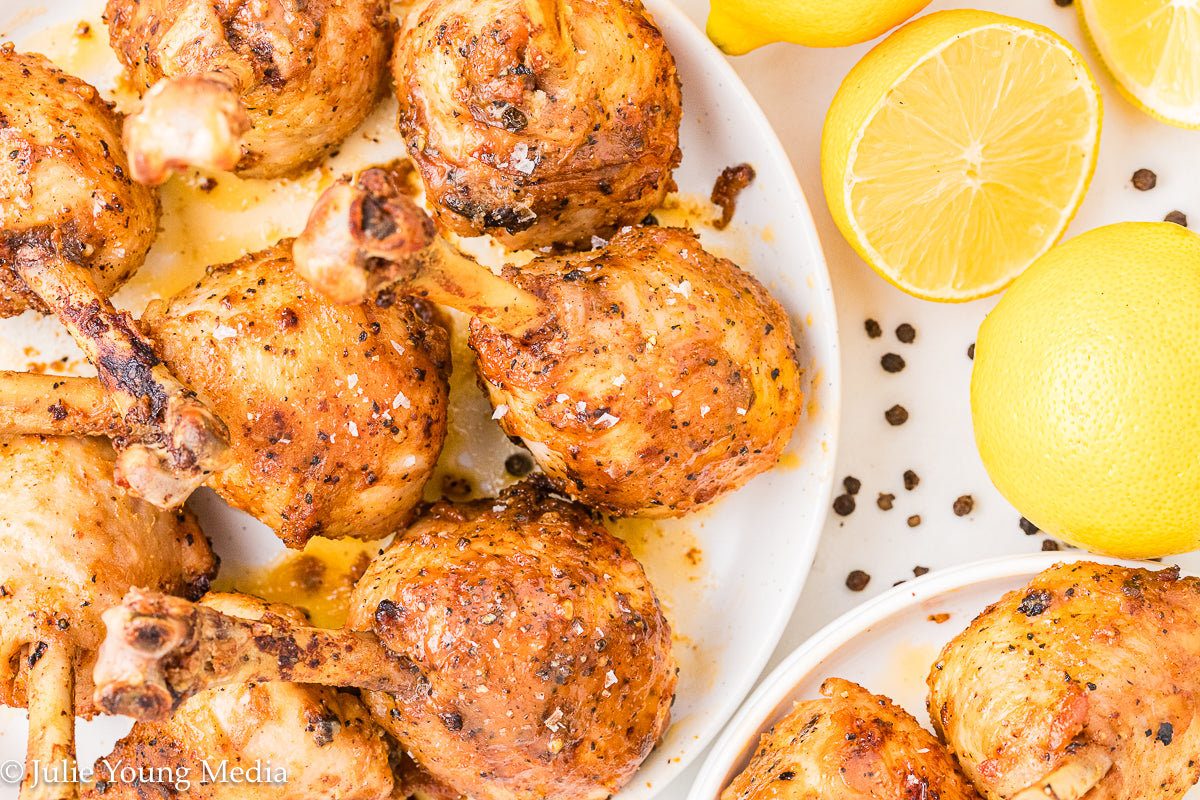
821, 10, 1102, 301
706, 0, 930, 55
1078, 0, 1200, 129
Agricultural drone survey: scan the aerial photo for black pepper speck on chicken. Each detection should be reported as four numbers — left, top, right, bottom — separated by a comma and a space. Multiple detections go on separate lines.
929, 561, 1200, 800
0, 46, 230, 507
0, 241, 451, 549
395, 0, 682, 249
294, 167, 804, 517
104, 0, 393, 183
92, 480, 677, 800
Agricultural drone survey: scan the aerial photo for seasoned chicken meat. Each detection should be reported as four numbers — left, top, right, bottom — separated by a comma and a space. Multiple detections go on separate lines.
0, 46, 228, 505
929, 561, 1200, 800
294, 168, 804, 516
395, 0, 682, 249
82, 594, 394, 800
723, 678, 981, 800
0, 434, 215, 800
92, 481, 677, 800
105, 0, 392, 183
142, 240, 451, 547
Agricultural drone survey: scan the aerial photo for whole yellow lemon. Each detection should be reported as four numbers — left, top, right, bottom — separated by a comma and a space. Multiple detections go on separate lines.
972, 222, 1200, 558
707, 0, 930, 55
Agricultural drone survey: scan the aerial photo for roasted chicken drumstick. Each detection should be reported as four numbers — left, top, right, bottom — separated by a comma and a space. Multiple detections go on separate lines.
395, 0, 682, 249
81, 593, 395, 800
723, 678, 981, 800
0, 435, 216, 800
94, 480, 677, 800
929, 561, 1200, 800
105, 0, 393, 184
0, 46, 229, 507
0, 241, 450, 548
295, 168, 803, 516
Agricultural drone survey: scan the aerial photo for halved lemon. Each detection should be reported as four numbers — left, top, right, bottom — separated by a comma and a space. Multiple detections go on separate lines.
1078, 0, 1200, 129
821, 10, 1102, 302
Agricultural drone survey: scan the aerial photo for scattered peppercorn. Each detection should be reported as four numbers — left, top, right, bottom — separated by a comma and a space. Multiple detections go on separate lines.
833, 494, 856, 516
881, 353, 905, 373
907, 514, 921, 527
1165, 210, 1188, 227
1132, 168, 1157, 191
885, 404, 908, 425
877, 492, 895, 510
895, 323, 916, 343
1042, 539, 1060, 551
1053, 0, 1072, 6
1019, 517, 1040, 535
845, 570, 871, 591
865, 318, 882, 339
777, 771, 796, 782
913, 565, 930, 577
967, 342, 975, 360
505, 452, 534, 477
1157, 722, 1174, 746
903, 470, 920, 490
843, 476, 861, 495
953, 495, 975, 516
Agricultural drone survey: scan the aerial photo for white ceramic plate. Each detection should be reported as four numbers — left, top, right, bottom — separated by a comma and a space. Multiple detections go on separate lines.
687, 551, 1196, 800
0, 2, 840, 798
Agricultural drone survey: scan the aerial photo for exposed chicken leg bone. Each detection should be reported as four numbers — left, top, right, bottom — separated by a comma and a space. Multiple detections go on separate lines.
0, 372, 124, 438
123, 67, 251, 185
1010, 747, 1113, 800
293, 168, 552, 337
21, 640, 78, 800
94, 588, 419, 722
13, 235, 231, 507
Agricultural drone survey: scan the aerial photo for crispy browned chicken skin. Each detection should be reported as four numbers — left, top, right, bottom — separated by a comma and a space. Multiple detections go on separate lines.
929, 561, 1200, 800
0, 46, 156, 318
293, 170, 804, 517
105, 0, 392, 183
723, 678, 981, 800
0, 435, 215, 715
347, 479, 677, 800
470, 225, 803, 516
83, 593, 395, 800
0, 47, 228, 505
395, 0, 682, 249
91, 481, 675, 800
142, 240, 450, 547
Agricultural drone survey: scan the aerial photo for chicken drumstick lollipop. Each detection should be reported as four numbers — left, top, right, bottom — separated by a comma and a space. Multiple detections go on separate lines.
0, 435, 216, 800
82, 594, 396, 800
295, 167, 803, 517
929, 561, 1200, 800
106, 0, 393, 184
0, 46, 229, 507
93, 480, 677, 800
0, 240, 450, 548
395, 0, 682, 249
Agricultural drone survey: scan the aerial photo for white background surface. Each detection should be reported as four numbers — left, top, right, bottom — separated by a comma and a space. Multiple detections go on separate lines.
660, 1, 1200, 799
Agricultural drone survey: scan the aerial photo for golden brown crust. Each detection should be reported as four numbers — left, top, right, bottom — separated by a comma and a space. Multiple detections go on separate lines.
346, 479, 677, 800
105, 0, 393, 179
82, 594, 396, 800
469, 226, 803, 517
723, 678, 980, 800
0, 435, 216, 716
0, 46, 158, 317
143, 240, 450, 547
929, 561, 1200, 800
394, 0, 681, 249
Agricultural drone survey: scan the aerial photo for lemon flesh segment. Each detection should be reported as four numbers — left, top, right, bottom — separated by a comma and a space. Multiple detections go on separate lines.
1080, 0, 1200, 128
844, 26, 1100, 301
